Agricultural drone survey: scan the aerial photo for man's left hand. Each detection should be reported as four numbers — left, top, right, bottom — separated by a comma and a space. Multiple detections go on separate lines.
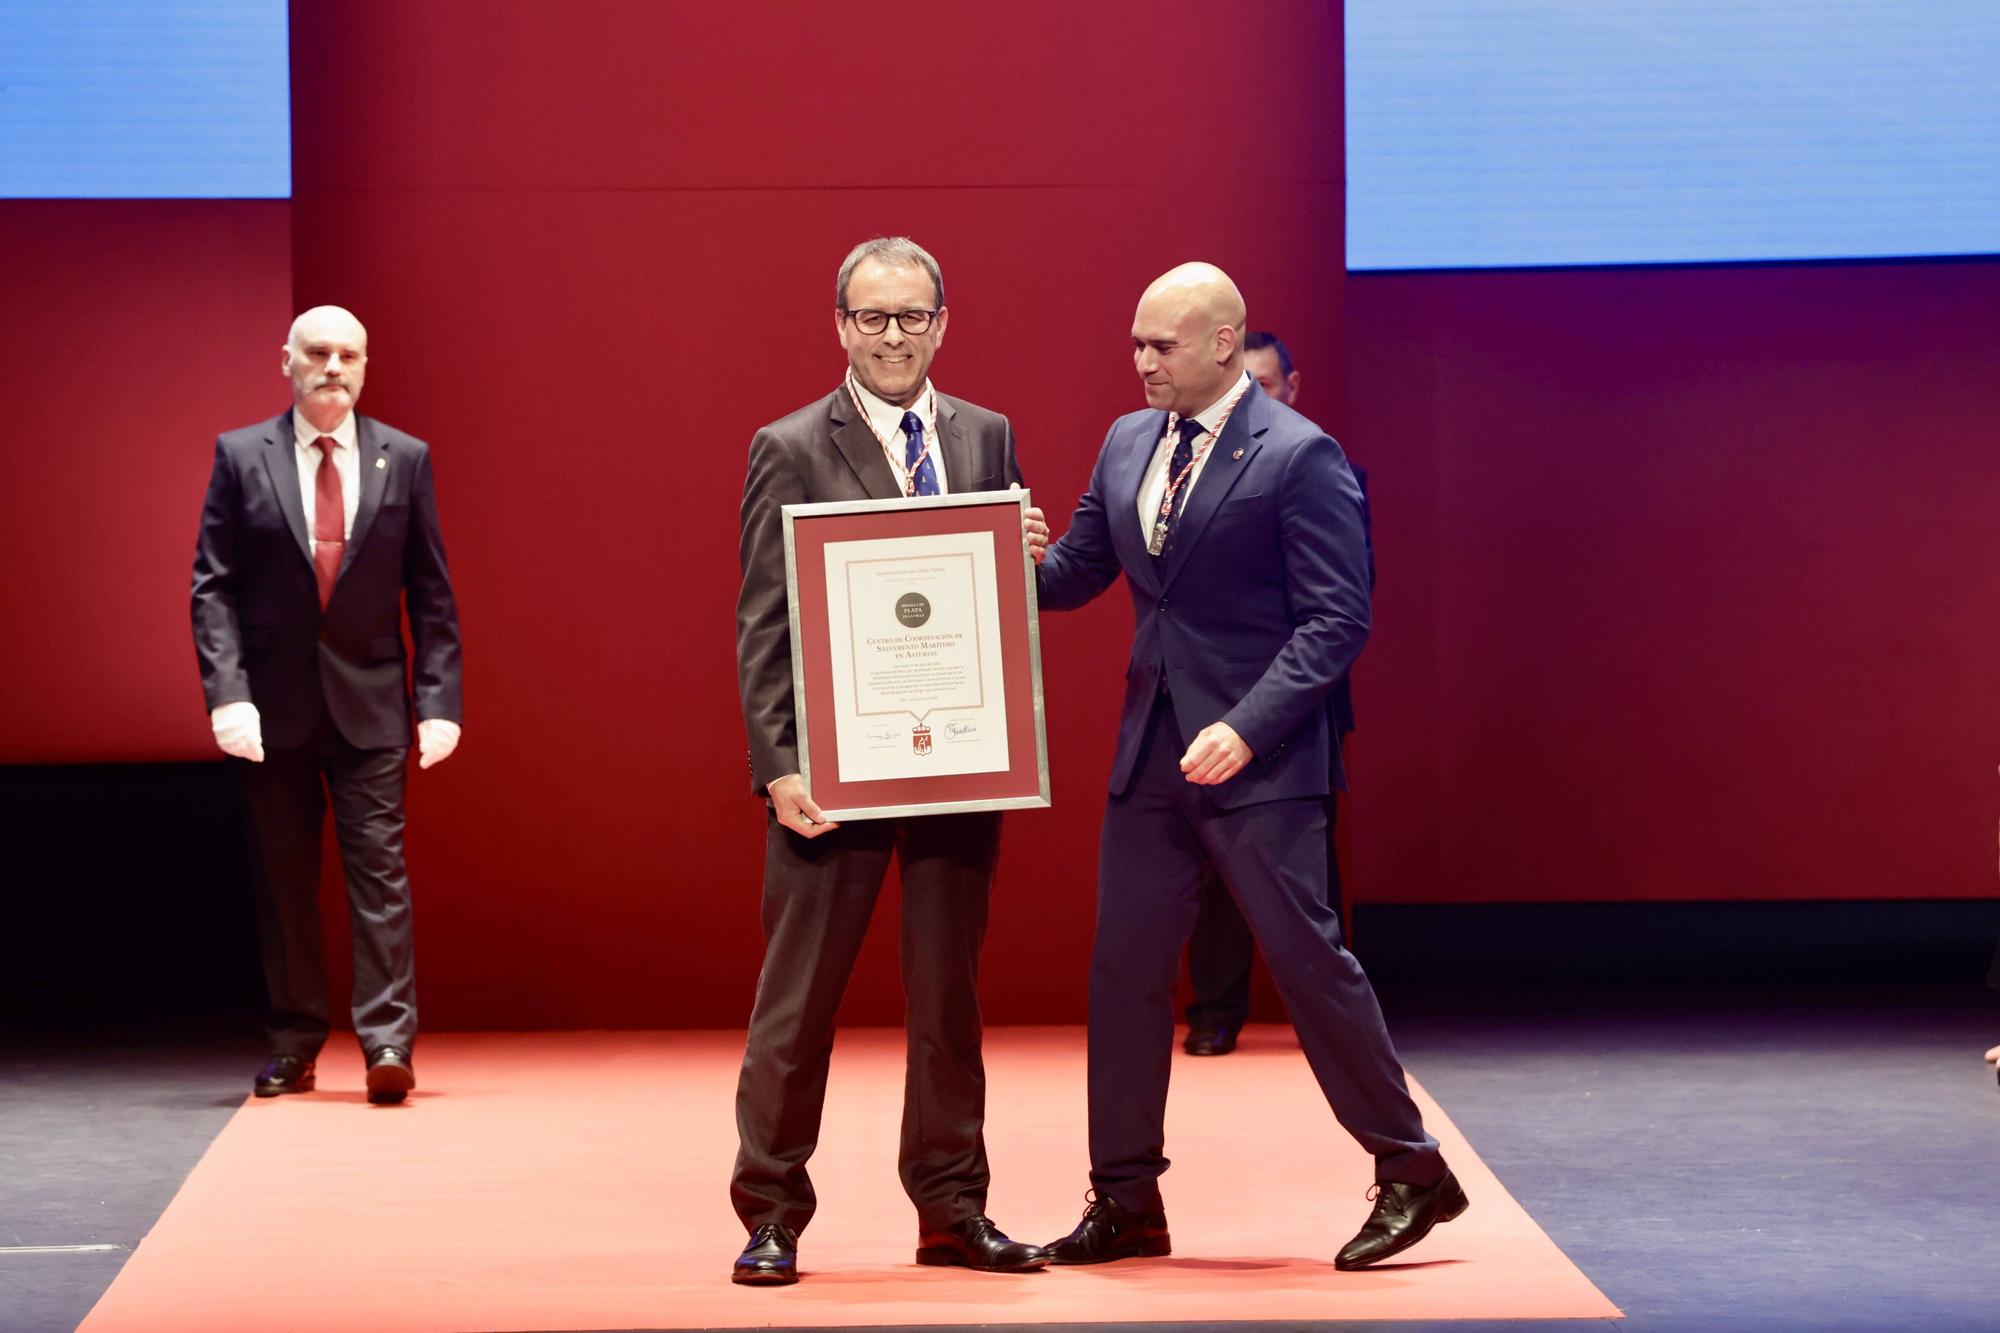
417, 718, 461, 770
1180, 721, 1251, 785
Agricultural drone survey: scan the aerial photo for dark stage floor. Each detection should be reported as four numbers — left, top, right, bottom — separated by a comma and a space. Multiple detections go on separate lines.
3, 981, 1996, 1333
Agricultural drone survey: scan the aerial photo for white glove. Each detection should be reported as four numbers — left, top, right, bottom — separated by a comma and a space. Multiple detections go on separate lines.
417, 718, 461, 770
210, 701, 264, 762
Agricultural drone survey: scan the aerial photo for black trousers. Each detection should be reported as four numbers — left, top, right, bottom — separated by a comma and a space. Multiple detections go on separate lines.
241, 717, 418, 1060
731, 808, 1002, 1236
1185, 793, 1343, 1030
1086, 701, 1441, 1210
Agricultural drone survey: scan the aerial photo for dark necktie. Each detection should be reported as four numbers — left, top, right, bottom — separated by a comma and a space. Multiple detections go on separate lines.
1153, 417, 1208, 558
312, 437, 344, 607
902, 411, 939, 497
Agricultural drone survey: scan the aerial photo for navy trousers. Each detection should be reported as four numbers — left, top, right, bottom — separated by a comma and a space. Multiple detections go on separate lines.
1184, 791, 1342, 1031
1086, 699, 1442, 1210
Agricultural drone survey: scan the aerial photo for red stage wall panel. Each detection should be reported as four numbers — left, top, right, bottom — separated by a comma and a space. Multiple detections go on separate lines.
20, 5, 1985, 1032
1344, 260, 2000, 905
284, 1, 1345, 1026
0, 201, 293, 762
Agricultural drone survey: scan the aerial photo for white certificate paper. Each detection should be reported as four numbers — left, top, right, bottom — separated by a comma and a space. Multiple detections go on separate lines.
823, 531, 1011, 782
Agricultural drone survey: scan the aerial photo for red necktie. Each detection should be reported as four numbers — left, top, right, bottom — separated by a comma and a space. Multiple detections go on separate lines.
312, 437, 344, 608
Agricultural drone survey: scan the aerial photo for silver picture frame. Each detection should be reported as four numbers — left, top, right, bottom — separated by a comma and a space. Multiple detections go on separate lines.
780, 489, 1051, 821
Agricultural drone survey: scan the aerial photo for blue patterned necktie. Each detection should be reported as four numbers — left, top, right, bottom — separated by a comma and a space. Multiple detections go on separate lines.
902, 410, 939, 497
1152, 416, 1208, 558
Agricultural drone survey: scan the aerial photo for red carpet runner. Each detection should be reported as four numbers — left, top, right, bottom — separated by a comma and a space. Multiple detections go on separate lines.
81, 1026, 1618, 1330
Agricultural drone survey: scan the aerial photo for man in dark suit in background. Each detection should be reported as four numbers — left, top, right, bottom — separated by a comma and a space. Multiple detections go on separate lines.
729, 237, 1050, 1285
191, 304, 462, 1106
1183, 330, 1374, 1056
1035, 264, 1463, 1271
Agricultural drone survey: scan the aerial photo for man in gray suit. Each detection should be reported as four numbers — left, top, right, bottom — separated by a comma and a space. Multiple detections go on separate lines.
729, 237, 1050, 1285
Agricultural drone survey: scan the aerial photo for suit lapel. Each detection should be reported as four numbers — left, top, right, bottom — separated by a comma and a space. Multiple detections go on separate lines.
1114, 413, 1170, 593
258, 410, 313, 566
340, 414, 391, 580
1159, 392, 1264, 594
827, 387, 904, 501
932, 394, 981, 493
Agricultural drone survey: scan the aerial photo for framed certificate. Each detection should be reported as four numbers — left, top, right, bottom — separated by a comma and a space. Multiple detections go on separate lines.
781, 490, 1051, 820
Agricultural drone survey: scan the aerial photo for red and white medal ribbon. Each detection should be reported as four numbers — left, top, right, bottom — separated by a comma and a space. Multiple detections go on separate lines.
1149, 376, 1253, 555
845, 371, 939, 498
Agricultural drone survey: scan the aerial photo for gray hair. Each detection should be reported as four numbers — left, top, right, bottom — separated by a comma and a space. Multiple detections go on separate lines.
835, 236, 945, 310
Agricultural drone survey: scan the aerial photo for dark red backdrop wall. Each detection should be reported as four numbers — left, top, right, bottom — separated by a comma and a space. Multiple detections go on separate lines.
281, 1, 1345, 1026
1343, 260, 2000, 908
0, 201, 292, 761
5, 5, 1994, 1030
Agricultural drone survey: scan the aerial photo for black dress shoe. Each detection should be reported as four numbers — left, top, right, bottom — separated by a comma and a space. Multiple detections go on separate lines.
916, 1214, 1051, 1272
1046, 1190, 1171, 1264
1183, 1023, 1239, 1056
253, 1055, 315, 1097
1334, 1170, 1469, 1270
732, 1222, 798, 1285
364, 1046, 416, 1105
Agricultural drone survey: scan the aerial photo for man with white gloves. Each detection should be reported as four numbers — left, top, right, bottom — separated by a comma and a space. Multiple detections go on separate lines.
191, 305, 462, 1105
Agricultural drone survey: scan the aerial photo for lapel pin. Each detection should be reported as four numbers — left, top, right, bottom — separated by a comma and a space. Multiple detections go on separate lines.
1232, 448, 1244, 460
375, 457, 387, 469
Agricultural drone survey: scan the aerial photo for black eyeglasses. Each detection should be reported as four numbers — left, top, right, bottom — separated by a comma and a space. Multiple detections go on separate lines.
841, 307, 939, 335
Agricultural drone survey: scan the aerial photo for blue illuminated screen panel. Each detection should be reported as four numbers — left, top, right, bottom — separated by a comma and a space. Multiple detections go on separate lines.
0, 1, 289, 198
1345, 2, 2000, 270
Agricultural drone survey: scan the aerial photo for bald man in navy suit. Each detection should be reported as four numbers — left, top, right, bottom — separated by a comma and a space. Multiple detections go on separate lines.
1034, 264, 1464, 1271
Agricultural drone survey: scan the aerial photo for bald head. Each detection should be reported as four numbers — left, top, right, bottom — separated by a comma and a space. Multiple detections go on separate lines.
1131, 263, 1247, 415
1140, 263, 1246, 333
287, 304, 366, 350
282, 305, 368, 432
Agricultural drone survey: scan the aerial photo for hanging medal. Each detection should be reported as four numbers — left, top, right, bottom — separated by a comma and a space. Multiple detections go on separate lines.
1145, 443, 1178, 556
1147, 377, 1252, 556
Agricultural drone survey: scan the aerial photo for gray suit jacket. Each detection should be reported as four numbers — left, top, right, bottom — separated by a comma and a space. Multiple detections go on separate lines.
735, 386, 1025, 796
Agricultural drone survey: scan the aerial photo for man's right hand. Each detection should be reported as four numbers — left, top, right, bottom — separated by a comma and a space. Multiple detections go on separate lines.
769, 773, 838, 838
210, 701, 265, 763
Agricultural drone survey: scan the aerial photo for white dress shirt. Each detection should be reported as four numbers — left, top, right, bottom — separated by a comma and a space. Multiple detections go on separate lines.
1137, 370, 1253, 533
847, 376, 949, 496
293, 411, 360, 549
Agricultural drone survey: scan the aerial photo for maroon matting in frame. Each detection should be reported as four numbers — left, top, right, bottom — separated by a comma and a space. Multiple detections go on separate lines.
785, 492, 1048, 819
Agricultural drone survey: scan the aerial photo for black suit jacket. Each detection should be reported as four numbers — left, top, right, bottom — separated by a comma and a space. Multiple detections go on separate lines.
736, 387, 1025, 796
191, 409, 462, 750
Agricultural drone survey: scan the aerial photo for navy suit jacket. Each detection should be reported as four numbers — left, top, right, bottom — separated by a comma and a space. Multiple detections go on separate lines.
1330, 461, 1371, 738
191, 409, 462, 750
1037, 385, 1370, 810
